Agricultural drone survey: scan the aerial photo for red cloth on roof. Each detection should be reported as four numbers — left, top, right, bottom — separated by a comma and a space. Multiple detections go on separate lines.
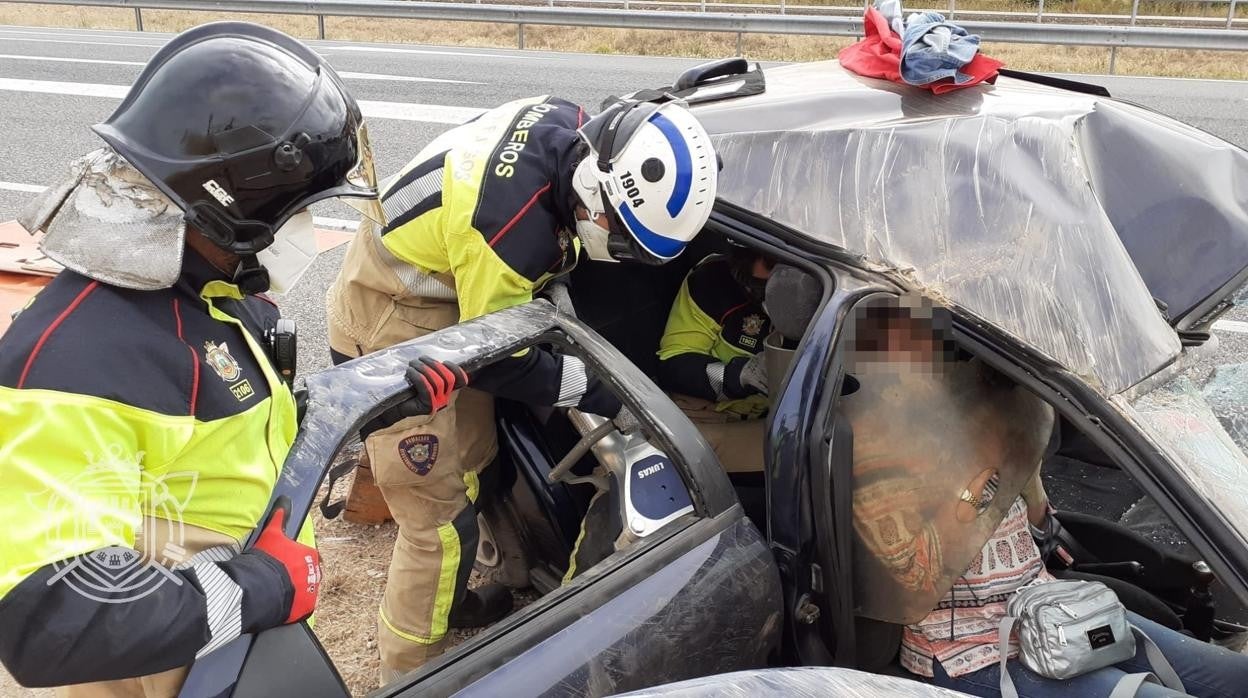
837, 6, 1004, 94
838, 7, 904, 84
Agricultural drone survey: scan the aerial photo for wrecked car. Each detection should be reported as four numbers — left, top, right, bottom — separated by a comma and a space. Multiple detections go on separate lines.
193, 57, 1248, 697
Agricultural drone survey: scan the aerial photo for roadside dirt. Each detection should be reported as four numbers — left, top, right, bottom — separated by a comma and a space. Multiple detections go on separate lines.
310, 449, 537, 696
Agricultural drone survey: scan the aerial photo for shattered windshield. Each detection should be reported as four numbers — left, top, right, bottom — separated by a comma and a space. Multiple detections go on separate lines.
1113, 366, 1248, 551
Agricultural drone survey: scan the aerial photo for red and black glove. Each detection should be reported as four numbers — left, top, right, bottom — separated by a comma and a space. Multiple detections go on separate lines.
252, 502, 321, 625
400, 356, 469, 417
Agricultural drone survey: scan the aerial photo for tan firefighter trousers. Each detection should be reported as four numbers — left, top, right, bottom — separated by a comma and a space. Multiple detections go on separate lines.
670, 394, 765, 473
327, 294, 498, 682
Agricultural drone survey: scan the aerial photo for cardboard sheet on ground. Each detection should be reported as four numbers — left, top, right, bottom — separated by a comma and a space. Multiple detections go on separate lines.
0, 221, 54, 334
0, 220, 355, 335
842, 358, 1053, 624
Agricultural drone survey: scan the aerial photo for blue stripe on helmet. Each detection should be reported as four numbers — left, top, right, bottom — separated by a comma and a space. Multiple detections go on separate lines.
618, 203, 686, 259
648, 111, 692, 218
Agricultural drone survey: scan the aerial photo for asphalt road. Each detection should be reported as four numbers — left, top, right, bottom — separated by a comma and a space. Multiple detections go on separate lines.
1, 24, 1247, 377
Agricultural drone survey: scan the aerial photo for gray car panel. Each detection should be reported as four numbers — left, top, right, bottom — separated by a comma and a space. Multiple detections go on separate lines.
693, 61, 1248, 395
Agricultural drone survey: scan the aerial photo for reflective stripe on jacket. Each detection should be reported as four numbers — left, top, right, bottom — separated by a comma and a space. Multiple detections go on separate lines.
0, 251, 308, 685
328, 95, 585, 352
326, 96, 621, 418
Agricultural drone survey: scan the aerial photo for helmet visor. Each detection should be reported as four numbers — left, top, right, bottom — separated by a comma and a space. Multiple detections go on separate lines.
340, 122, 387, 225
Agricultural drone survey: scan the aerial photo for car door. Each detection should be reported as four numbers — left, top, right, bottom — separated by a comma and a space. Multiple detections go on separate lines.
763, 276, 896, 671
216, 301, 782, 698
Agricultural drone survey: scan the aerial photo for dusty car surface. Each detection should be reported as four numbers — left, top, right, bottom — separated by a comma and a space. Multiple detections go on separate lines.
198, 58, 1248, 697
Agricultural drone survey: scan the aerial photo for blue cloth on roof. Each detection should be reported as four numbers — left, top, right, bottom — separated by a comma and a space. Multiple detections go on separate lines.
876, 0, 906, 37
899, 11, 983, 86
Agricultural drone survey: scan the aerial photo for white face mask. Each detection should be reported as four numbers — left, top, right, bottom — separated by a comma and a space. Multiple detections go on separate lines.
575, 218, 618, 264
256, 210, 317, 294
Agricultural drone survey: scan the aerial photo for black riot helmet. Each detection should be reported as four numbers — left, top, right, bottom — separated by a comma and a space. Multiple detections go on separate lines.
92, 22, 383, 255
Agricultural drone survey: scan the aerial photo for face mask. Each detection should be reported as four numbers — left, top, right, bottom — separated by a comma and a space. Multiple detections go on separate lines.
576, 218, 618, 263
256, 210, 317, 294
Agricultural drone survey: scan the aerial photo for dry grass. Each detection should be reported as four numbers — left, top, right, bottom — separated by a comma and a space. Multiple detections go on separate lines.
1, 3, 1247, 78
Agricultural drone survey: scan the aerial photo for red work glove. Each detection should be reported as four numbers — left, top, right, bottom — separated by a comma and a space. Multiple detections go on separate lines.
253, 503, 321, 624
401, 356, 469, 416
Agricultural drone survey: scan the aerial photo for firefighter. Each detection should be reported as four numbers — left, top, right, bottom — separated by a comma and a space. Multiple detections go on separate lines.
655, 244, 775, 473
0, 23, 384, 696
325, 94, 718, 679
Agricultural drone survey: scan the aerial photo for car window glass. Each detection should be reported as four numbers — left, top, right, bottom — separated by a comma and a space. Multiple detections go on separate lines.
1116, 370, 1248, 547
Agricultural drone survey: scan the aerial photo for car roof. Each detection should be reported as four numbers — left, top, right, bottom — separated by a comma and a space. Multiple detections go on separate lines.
692, 61, 1248, 394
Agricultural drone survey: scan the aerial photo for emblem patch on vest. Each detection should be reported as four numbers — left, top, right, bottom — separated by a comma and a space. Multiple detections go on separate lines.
204, 341, 241, 383
398, 434, 440, 476
742, 314, 765, 337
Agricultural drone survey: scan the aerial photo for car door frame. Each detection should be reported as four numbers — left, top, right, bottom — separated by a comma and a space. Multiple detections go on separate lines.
704, 205, 889, 668
714, 202, 1248, 675
797, 282, 1248, 670
215, 302, 782, 698
365, 303, 783, 697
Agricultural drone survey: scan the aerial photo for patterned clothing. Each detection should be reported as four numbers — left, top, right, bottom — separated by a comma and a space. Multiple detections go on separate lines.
901, 496, 1054, 678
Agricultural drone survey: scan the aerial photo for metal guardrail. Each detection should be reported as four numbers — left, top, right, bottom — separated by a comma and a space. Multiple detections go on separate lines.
540, 0, 1247, 29
4, 0, 1247, 69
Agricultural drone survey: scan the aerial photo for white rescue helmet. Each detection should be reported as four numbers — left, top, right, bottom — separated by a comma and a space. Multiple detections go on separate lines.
572, 99, 717, 265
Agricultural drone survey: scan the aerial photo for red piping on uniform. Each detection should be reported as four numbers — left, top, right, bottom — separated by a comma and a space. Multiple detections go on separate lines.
17, 281, 100, 389
489, 183, 552, 248
719, 301, 749, 326
254, 293, 279, 308
577, 107, 585, 128
173, 298, 200, 416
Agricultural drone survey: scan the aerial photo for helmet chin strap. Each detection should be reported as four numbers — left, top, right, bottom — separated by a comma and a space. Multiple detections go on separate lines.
232, 254, 271, 295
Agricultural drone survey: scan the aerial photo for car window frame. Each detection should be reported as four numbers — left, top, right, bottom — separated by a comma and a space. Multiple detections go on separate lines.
348, 305, 754, 695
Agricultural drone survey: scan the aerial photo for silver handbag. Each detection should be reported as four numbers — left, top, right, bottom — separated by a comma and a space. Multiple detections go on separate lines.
998, 579, 1187, 698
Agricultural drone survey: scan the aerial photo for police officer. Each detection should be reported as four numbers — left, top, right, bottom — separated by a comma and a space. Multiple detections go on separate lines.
0, 23, 383, 695
655, 244, 774, 473
326, 95, 717, 678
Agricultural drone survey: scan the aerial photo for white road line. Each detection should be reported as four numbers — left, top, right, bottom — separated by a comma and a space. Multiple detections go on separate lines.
0, 78, 487, 124
2, 180, 360, 231
1213, 319, 1248, 334
318, 44, 553, 60
0, 36, 166, 49
339, 71, 483, 85
313, 216, 361, 231
0, 54, 485, 84
0, 77, 128, 99
0, 26, 168, 41
0, 181, 46, 193
0, 54, 144, 66
357, 99, 484, 123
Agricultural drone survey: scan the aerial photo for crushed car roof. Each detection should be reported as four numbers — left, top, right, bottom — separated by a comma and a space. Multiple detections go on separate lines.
693, 61, 1248, 395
